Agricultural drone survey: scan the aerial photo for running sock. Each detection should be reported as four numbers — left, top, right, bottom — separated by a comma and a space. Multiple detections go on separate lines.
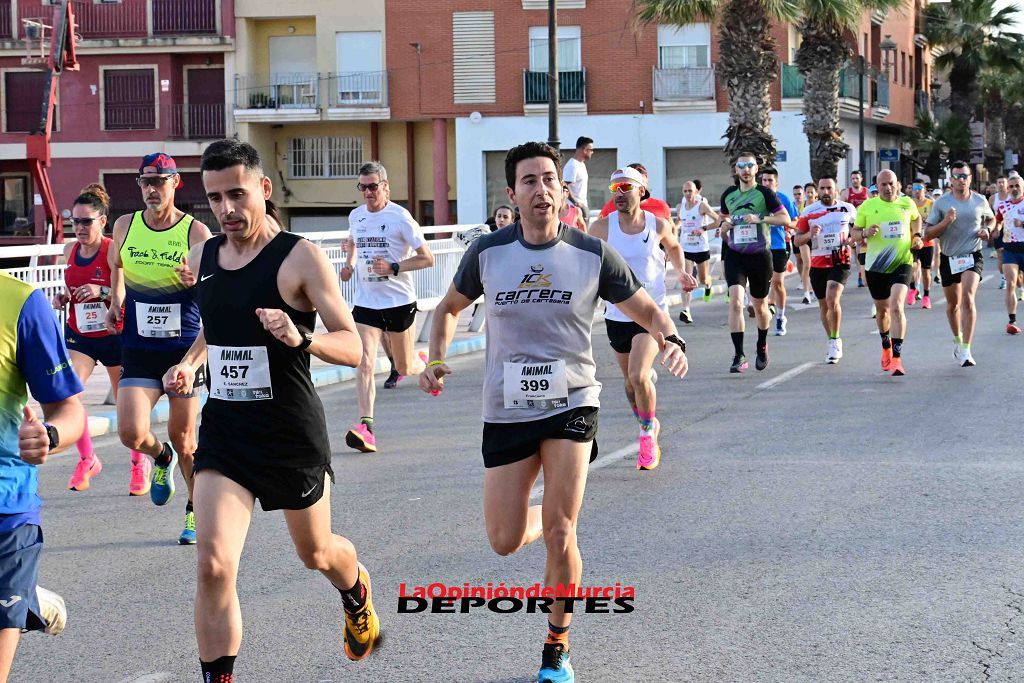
155, 443, 172, 468
545, 621, 570, 646
954, 334, 963, 346
892, 338, 903, 358
962, 342, 971, 352
829, 332, 840, 340
387, 355, 396, 373
923, 287, 930, 297
75, 411, 93, 460
730, 331, 744, 356
704, 286, 711, 296
186, 500, 194, 514
1011, 313, 1017, 324
776, 306, 786, 320
638, 411, 655, 434
880, 331, 891, 350
339, 571, 368, 612
200, 655, 235, 683
130, 450, 144, 464
631, 406, 640, 423
756, 327, 769, 353
359, 416, 374, 433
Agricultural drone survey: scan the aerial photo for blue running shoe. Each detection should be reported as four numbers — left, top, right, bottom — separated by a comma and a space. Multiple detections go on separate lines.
178, 509, 196, 545
538, 643, 574, 683
150, 443, 177, 506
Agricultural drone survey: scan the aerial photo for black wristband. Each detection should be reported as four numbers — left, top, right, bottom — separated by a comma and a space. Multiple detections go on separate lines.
664, 334, 686, 353
44, 423, 59, 451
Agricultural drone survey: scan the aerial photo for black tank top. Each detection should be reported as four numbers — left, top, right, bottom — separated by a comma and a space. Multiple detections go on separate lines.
195, 232, 330, 467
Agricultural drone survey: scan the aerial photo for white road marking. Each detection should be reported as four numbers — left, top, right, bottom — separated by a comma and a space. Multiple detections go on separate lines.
121, 673, 174, 683
530, 442, 638, 501
755, 361, 815, 390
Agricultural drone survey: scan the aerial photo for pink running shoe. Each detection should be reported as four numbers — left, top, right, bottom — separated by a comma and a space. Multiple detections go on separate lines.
68, 455, 102, 491
906, 289, 917, 306
636, 418, 661, 471
129, 455, 152, 496
921, 295, 931, 309
346, 423, 377, 453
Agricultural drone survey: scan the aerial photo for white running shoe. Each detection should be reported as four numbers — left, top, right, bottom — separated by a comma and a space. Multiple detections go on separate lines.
834, 337, 843, 359
826, 339, 839, 364
36, 586, 66, 635
961, 349, 976, 367
953, 342, 964, 365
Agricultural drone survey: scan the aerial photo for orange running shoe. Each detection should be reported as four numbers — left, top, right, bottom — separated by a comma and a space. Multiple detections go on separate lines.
343, 563, 382, 661
68, 455, 102, 491
890, 358, 906, 376
880, 346, 893, 372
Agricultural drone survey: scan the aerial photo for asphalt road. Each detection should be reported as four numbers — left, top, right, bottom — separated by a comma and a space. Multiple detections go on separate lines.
15, 268, 1024, 683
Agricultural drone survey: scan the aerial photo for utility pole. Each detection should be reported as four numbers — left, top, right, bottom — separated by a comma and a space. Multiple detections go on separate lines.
858, 55, 865, 175
547, 0, 559, 149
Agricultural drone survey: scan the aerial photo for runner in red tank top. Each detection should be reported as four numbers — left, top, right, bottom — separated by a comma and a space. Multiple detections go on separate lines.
841, 170, 869, 287
51, 185, 141, 494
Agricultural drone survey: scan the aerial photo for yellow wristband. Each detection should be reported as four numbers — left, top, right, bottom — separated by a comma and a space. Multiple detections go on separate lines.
427, 360, 445, 368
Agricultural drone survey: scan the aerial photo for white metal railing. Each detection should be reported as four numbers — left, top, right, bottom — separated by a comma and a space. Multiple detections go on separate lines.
0, 226, 485, 329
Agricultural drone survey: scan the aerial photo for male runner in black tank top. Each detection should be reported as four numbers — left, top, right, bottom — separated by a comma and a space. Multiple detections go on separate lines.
160, 140, 380, 682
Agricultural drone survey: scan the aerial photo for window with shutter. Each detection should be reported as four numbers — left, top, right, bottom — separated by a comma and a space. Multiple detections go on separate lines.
452, 12, 495, 104
103, 68, 156, 130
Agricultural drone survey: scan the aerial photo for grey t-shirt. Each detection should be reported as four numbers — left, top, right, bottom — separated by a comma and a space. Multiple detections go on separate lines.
453, 223, 641, 423
926, 191, 994, 256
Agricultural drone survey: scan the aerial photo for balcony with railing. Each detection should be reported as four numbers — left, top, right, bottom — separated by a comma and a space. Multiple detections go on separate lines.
17, 0, 219, 41
872, 76, 890, 116
233, 73, 321, 122
653, 66, 715, 102
523, 70, 586, 106
164, 103, 225, 140
325, 71, 390, 120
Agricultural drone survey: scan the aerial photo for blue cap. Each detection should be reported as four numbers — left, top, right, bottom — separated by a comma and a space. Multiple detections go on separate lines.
139, 152, 177, 175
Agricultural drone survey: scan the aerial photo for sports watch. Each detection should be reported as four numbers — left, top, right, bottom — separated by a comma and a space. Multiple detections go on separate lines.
44, 423, 59, 451
390, 262, 400, 276
296, 325, 314, 351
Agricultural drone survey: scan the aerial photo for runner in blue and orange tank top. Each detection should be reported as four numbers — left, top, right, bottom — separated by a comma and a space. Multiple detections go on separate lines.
51, 184, 142, 494
105, 153, 212, 545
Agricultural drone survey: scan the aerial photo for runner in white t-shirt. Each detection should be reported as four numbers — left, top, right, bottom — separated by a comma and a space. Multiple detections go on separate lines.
561, 136, 593, 218
676, 180, 720, 324
340, 161, 434, 452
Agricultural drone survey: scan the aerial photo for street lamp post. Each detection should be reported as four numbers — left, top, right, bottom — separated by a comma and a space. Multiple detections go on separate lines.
547, 0, 559, 150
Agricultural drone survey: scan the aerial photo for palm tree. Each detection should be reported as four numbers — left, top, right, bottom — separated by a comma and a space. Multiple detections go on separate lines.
794, 0, 907, 180
924, 0, 1024, 157
635, 0, 799, 164
907, 110, 970, 183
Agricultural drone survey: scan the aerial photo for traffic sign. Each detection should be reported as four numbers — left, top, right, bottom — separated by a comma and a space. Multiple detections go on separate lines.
879, 148, 899, 162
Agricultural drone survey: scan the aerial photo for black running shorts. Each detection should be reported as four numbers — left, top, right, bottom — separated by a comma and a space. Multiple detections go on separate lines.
683, 250, 711, 265
865, 265, 913, 301
809, 265, 850, 300
120, 346, 204, 397
482, 407, 598, 469
193, 453, 334, 512
939, 251, 984, 287
771, 247, 791, 274
605, 319, 648, 354
914, 246, 935, 265
352, 303, 417, 333
723, 249, 772, 299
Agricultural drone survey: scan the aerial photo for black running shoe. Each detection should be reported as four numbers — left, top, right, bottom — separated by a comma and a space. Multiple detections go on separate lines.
755, 348, 769, 371
679, 308, 693, 324
383, 369, 403, 389
730, 355, 748, 373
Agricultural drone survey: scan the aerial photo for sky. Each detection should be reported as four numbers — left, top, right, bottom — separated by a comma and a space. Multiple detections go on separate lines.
995, 0, 1024, 34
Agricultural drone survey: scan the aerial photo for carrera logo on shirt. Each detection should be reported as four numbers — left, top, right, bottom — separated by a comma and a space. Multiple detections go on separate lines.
495, 266, 573, 306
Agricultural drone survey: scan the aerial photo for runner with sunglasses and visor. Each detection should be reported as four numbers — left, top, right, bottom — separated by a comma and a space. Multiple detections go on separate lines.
105, 153, 213, 544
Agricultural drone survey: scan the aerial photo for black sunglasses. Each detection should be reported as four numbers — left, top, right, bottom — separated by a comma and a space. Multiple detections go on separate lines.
357, 182, 383, 192
71, 217, 99, 226
137, 175, 175, 188
951, 173, 970, 180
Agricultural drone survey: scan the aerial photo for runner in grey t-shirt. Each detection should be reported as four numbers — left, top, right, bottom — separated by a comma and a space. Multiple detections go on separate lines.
418, 142, 688, 683
924, 162, 995, 367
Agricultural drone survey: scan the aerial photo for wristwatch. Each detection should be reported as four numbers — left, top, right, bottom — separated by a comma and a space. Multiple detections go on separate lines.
44, 423, 59, 451
390, 262, 400, 276
664, 334, 687, 353
296, 325, 314, 351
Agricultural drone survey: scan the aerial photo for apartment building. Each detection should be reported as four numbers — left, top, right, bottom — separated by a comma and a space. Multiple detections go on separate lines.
386, 0, 932, 221
228, 0, 455, 232
0, 0, 232, 240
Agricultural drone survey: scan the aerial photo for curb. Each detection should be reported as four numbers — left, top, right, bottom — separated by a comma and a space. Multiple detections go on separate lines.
83, 335, 488, 439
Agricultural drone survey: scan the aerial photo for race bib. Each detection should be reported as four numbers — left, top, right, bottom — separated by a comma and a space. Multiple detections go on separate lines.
818, 230, 842, 250
948, 253, 975, 275
135, 302, 181, 338
1007, 220, 1024, 244
503, 360, 568, 410
881, 221, 904, 240
208, 345, 273, 401
684, 230, 703, 246
75, 301, 106, 334
733, 224, 758, 244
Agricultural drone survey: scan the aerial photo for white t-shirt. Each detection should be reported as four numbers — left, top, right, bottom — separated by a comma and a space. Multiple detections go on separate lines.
348, 202, 426, 309
677, 199, 711, 253
562, 158, 589, 208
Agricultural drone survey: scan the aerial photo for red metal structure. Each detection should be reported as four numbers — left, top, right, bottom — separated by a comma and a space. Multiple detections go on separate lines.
15, 0, 79, 244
